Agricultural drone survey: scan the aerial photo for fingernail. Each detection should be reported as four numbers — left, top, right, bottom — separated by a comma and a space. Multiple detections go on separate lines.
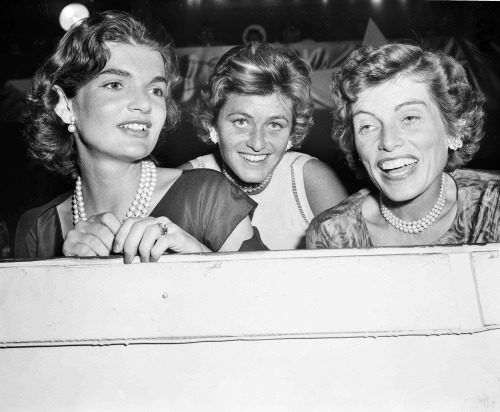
124, 253, 131, 264
113, 243, 121, 253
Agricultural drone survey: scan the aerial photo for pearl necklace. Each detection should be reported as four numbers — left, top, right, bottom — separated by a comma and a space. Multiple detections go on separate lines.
72, 160, 157, 225
221, 163, 273, 194
379, 173, 447, 234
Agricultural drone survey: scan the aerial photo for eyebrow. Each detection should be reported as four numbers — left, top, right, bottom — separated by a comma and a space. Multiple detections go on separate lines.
227, 112, 290, 123
394, 100, 427, 111
98, 69, 168, 85
99, 68, 130, 77
353, 100, 427, 118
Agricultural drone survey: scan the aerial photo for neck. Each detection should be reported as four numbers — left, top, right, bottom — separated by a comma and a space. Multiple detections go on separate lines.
221, 162, 273, 195
379, 173, 449, 234
381, 173, 445, 222
77, 158, 146, 218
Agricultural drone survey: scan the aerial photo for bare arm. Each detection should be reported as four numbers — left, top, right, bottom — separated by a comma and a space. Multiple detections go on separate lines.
218, 216, 254, 252
303, 158, 349, 216
178, 162, 194, 170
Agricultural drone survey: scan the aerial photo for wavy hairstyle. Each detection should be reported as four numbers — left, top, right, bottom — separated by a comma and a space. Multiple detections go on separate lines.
23, 10, 180, 179
193, 42, 314, 148
331, 42, 485, 179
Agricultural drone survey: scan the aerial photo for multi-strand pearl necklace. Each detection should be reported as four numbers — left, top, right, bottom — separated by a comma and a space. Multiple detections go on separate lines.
221, 163, 273, 194
72, 160, 157, 225
379, 173, 447, 234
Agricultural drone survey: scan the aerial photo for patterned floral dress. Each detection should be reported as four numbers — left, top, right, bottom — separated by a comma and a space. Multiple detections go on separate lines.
306, 169, 500, 249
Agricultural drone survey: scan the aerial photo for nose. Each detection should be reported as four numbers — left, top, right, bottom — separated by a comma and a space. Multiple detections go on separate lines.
246, 127, 266, 152
378, 124, 403, 152
128, 88, 152, 114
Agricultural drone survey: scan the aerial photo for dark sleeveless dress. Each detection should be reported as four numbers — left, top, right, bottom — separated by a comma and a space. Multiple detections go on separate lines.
15, 169, 267, 258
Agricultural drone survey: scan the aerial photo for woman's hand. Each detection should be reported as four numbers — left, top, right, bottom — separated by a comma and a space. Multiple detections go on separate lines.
113, 217, 211, 263
62, 212, 122, 257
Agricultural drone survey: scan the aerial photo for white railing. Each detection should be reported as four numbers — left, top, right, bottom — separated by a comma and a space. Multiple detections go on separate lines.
1, 244, 499, 410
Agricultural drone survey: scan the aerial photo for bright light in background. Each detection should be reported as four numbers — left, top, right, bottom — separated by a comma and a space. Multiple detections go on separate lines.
371, 0, 383, 6
59, 3, 89, 31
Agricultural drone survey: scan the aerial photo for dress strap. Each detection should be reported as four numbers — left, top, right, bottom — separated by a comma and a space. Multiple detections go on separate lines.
289, 153, 315, 224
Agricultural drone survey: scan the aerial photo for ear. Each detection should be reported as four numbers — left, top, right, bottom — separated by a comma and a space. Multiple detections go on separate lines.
208, 126, 219, 144
53, 85, 74, 124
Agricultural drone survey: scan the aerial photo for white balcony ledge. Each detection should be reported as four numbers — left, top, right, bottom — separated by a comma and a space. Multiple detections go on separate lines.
1, 243, 499, 410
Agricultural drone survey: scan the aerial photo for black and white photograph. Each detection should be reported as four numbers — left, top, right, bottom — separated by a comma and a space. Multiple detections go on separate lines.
1, 0, 500, 410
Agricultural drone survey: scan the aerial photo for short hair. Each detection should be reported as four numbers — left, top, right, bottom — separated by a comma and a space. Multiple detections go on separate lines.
23, 10, 180, 178
193, 42, 314, 148
331, 42, 485, 179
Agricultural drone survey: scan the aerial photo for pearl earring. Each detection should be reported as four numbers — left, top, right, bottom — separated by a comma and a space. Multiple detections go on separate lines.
448, 136, 463, 150
286, 140, 293, 151
208, 127, 219, 144
68, 116, 76, 133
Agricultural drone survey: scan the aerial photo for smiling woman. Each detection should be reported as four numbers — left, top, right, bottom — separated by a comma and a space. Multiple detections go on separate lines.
307, 43, 500, 249
14, 11, 267, 260
180, 42, 348, 250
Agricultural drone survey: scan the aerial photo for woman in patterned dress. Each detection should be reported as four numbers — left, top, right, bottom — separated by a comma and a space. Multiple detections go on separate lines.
307, 43, 500, 249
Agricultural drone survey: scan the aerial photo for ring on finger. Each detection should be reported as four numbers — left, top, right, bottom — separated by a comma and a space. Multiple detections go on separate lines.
159, 221, 169, 236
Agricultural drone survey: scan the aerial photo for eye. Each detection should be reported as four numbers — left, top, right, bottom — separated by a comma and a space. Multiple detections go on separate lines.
268, 121, 284, 131
357, 124, 376, 134
104, 82, 123, 90
233, 118, 248, 128
150, 87, 165, 97
402, 115, 420, 125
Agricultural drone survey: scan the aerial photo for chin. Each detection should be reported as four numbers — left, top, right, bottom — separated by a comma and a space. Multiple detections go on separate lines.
381, 185, 422, 203
240, 174, 266, 184
237, 169, 268, 183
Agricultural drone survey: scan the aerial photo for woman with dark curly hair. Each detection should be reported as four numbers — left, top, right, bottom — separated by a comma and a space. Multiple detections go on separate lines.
180, 42, 347, 249
15, 11, 265, 260
307, 42, 500, 248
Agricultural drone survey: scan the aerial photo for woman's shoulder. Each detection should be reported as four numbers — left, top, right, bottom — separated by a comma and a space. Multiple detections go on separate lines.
451, 168, 500, 208
306, 188, 371, 248
186, 153, 220, 170
17, 191, 71, 228
312, 188, 370, 225
14, 191, 71, 258
178, 168, 232, 185
282, 151, 315, 167
164, 168, 256, 206
443, 169, 500, 244
451, 168, 500, 189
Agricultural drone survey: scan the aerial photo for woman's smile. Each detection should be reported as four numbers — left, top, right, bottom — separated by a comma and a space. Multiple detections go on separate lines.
117, 121, 152, 138
217, 92, 293, 184
378, 156, 419, 179
353, 76, 449, 202
70, 42, 167, 162
240, 153, 269, 164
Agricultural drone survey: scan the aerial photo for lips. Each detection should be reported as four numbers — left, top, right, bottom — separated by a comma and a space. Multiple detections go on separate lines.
117, 121, 152, 133
377, 156, 418, 178
240, 153, 268, 163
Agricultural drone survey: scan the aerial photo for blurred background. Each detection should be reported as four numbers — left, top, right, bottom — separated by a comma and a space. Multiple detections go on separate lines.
1, 0, 499, 257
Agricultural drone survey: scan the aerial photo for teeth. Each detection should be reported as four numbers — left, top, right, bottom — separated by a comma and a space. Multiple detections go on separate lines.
119, 123, 148, 131
242, 154, 267, 162
381, 158, 417, 171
